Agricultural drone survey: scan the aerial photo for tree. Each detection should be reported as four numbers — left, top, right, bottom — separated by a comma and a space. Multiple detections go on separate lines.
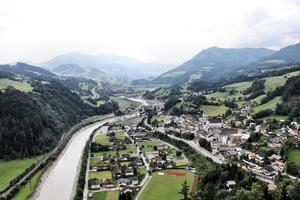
179, 180, 190, 200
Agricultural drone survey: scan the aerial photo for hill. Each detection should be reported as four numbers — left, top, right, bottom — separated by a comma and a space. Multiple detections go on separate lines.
52, 64, 87, 75
144, 47, 274, 85
0, 74, 118, 160
260, 42, 300, 64
0, 63, 56, 79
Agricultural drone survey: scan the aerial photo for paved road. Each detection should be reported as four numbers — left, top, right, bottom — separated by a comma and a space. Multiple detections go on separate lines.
167, 134, 226, 164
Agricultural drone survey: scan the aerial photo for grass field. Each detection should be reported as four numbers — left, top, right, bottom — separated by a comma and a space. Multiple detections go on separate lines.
138, 140, 162, 153
262, 115, 288, 121
264, 71, 300, 92
287, 149, 300, 166
89, 171, 112, 179
151, 115, 170, 123
0, 156, 43, 191
137, 170, 195, 200
0, 78, 33, 92
94, 132, 125, 145
110, 97, 141, 111
200, 105, 227, 116
225, 81, 252, 92
251, 96, 281, 114
11, 168, 44, 200
93, 144, 136, 157
113, 116, 141, 126
89, 190, 119, 200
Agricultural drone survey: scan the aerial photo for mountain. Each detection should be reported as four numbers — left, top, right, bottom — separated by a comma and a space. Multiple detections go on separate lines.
41, 52, 172, 79
0, 70, 118, 159
0, 62, 56, 79
147, 47, 275, 85
52, 64, 87, 75
260, 42, 300, 64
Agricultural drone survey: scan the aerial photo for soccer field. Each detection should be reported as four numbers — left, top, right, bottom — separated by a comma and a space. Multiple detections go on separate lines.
137, 170, 196, 200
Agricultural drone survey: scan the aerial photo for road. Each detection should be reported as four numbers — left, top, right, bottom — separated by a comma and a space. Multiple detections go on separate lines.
91, 86, 100, 99
167, 134, 226, 164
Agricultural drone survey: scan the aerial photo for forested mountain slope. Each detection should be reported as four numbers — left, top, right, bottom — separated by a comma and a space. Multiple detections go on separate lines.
0, 79, 118, 160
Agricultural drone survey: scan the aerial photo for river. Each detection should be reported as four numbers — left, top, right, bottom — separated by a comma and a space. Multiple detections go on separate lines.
32, 98, 147, 200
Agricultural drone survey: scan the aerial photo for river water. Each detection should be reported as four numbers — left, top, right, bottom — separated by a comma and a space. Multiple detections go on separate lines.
33, 98, 147, 200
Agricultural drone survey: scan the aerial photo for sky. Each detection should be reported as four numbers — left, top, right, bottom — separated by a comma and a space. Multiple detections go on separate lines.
0, 0, 299, 65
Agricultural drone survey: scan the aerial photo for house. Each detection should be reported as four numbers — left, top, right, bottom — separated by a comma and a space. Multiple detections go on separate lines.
226, 180, 236, 188
255, 154, 264, 164
263, 166, 277, 177
268, 154, 281, 161
125, 168, 134, 177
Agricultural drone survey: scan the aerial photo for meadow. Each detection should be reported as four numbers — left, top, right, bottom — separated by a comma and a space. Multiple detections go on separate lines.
0, 156, 43, 191
287, 149, 300, 166
110, 97, 141, 111
200, 105, 227, 117
0, 78, 33, 92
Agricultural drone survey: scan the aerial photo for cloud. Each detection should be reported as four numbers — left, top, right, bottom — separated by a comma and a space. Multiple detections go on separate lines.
0, 0, 299, 64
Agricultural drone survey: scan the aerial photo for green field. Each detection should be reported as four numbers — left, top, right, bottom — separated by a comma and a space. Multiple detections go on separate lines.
93, 144, 136, 157
251, 96, 281, 114
110, 97, 141, 111
262, 115, 288, 121
89, 171, 112, 179
287, 149, 300, 166
0, 156, 43, 191
138, 140, 162, 153
264, 71, 300, 92
94, 132, 125, 145
89, 190, 119, 200
225, 81, 252, 92
200, 105, 227, 116
151, 115, 170, 123
113, 116, 141, 126
11, 168, 44, 200
0, 78, 33, 92
138, 170, 195, 200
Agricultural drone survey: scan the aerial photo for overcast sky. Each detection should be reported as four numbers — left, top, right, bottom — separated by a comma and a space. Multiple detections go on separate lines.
0, 0, 299, 64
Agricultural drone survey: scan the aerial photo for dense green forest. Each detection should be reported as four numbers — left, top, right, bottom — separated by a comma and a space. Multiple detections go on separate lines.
0, 81, 118, 160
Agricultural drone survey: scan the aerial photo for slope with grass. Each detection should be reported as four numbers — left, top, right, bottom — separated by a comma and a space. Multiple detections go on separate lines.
200, 105, 227, 117
0, 78, 32, 92
251, 96, 282, 113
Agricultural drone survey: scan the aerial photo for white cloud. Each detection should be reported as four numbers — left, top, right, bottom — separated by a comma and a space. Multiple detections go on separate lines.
0, 0, 299, 64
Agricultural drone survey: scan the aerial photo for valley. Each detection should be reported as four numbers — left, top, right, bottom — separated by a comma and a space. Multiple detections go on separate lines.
0, 43, 300, 200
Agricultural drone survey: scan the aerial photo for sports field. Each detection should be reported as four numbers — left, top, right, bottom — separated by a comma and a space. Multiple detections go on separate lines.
137, 170, 196, 200
89, 171, 112, 179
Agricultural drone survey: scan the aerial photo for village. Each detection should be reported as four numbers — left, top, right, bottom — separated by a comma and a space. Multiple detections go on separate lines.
142, 102, 300, 191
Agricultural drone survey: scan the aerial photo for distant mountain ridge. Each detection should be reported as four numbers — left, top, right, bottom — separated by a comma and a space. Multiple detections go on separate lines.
41, 52, 173, 79
147, 47, 275, 85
